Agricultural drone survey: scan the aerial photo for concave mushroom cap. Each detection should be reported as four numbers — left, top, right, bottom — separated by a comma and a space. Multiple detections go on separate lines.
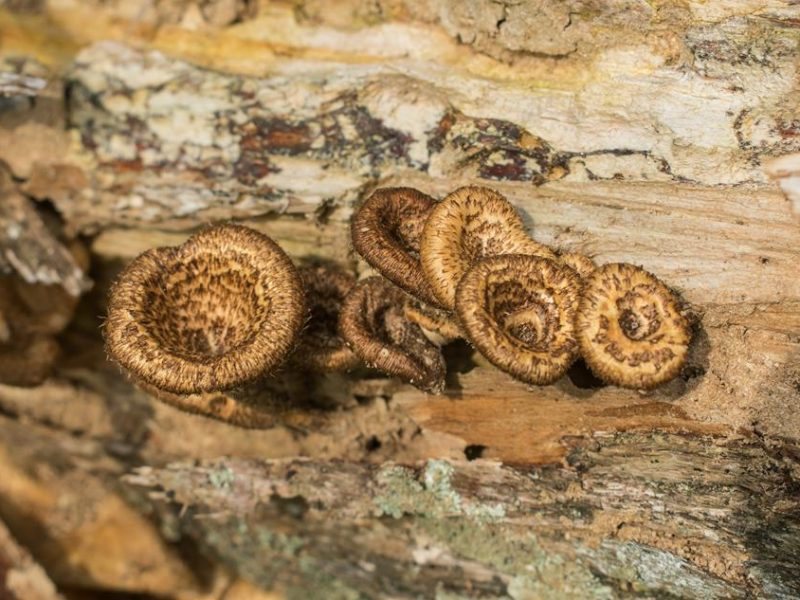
294, 265, 360, 372
105, 224, 305, 395
350, 187, 442, 307
455, 254, 581, 385
419, 186, 557, 310
339, 276, 446, 393
576, 263, 692, 389
403, 300, 461, 345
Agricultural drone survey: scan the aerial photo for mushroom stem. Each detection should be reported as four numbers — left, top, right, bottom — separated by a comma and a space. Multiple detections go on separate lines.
137, 378, 329, 430
403, 300, 462, 345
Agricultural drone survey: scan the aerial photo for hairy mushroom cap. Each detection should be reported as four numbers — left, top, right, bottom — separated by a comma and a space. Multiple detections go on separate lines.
455, 255, 581, 386
350, 187, 441, 306
105, 224, 306, 395
403, 300, 462, 345
559, 252, 596, 280
577, 263, 692, 389
420, 186, 557, 310
295, 265, 360, 372
339, 276, 446, 393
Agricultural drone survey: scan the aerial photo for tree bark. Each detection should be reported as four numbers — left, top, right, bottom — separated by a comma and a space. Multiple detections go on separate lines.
0, 1, 799, 598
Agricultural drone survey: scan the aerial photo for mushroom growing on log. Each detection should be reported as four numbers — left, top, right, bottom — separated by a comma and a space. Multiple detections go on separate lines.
104, 223, 308, 426
420, 186, 556, 310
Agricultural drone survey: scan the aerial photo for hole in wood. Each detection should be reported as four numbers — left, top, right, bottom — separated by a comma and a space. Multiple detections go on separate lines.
464, 444, 487, 461
566, 359, 606, 390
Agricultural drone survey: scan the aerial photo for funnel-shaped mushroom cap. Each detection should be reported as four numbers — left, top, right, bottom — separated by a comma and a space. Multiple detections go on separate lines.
295, 265, 360, 372
339, 277, 446, 393
351, 187, 441, 307
105, 224, 305, 395
420, 186, 556, 310
577, 263, 691, 389
456, 255, 581, 385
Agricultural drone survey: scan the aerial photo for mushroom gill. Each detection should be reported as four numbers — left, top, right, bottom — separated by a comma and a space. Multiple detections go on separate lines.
105, 224, 306, 397
350, 187, 442, 307
419, 186, 556, 310
576, 263, 692, 389
339, 276, 446, 393
294, 265, 360, 372
455, 255, 581, 386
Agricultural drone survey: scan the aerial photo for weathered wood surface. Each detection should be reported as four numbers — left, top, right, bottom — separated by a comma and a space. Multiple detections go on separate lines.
0, 0, 800, 598
127, 431, 800, 599
0, 518, 62, 600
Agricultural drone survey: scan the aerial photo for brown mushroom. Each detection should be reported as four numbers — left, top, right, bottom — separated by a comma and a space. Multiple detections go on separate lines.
403, 300, 461, 345
339, 276, 446, 393
136, 379, 327, 430
420, 186, 557, 310
104, 224, 306, 404
455, 254, 581, 385
350, 187, 442, 307
294, 265, 360, 372
576, 263, 692, 389
559, 251, 596, 280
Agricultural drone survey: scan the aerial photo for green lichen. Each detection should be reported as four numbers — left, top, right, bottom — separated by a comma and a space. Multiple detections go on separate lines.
207, 465, 236, 490
420, 518, 613, 600
374, 460, 611, 598
374, 460, 505, 522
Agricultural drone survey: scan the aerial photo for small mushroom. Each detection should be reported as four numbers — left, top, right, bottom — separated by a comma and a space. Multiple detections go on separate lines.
420, 186, 557, 310
105, 224, 306, 402
559, 252, 596, 280
294, 265, 360, 372
350, 187, 442, 307
339, 276, 446, 393
403, 300, 462, 345
455, 254, 581, 385
576, 263, 692, 389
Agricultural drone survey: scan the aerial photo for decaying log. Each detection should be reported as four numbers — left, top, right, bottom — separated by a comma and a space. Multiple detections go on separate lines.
0, 518, 62, 600
126, 431, 800, 599
1, 1, 800, 597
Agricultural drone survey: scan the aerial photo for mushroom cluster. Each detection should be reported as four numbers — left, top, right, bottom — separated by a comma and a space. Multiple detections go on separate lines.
105, 190, 693, 427
349, 185, 693, 390
104, 224, 361, 427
